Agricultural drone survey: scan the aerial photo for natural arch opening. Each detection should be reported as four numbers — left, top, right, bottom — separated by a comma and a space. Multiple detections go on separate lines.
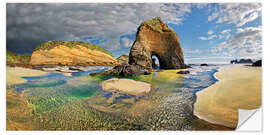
151, 55, 160, 69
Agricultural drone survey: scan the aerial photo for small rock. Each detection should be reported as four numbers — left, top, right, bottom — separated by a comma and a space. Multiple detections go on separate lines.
177, 70, 190, 74
200, 63, 208, 66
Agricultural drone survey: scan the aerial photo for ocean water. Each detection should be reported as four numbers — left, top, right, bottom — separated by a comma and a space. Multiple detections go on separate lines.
10, 65, 226, 130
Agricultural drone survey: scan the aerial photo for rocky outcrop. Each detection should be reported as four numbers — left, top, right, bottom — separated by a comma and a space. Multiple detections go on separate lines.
90, 64, 151, 77
117, 55, 129, 65
6, 50, 32, 68
230, 59, 253, 64
129, 17, 186, 69
101, 78, 151, 96
30, 41, 118, 66
93, 17, 188, 77
252, 60, 262, 67
177, 70, 190, 74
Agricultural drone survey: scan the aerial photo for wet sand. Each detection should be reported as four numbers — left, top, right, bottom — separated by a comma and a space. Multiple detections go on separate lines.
6, 67, 48, 85
194, 65, 262, 128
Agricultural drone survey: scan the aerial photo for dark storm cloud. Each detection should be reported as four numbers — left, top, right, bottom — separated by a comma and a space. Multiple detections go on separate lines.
7, 3, 197, 54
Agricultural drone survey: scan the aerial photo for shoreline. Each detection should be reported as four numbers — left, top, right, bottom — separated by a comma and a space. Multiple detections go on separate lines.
6, 66, 48, 85
6, 65, 235, 130
194, 65, 262, 128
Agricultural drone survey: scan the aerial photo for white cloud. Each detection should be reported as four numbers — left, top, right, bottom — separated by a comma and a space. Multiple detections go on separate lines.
198, 34, 217, 40
212, 26, 262, 58
199, 37, 207, 40
221, 29, 231, 34
120, 37, 133, 47
183, 48, 201, 54
208, 3, 261, 27
207, 30, 214, 35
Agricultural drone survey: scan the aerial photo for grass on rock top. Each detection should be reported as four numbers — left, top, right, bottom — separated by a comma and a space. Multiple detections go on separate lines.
6, 50, 31, 64
141, 17, 174, 34
34, 41, 113, 56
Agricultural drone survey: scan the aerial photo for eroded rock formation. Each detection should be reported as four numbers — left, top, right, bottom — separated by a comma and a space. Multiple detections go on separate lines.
95, 17, 189, 76
129, 17, 186, 69
116, 55, 129, 65
30, 41, 118, 66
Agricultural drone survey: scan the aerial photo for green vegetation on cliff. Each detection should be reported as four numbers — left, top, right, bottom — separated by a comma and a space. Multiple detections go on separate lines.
34, 41, 113, 56
6, 50, 31, 64
141, 17, 174, 33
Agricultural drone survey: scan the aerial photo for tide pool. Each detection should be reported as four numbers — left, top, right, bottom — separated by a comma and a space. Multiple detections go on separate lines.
8, 65, 223, 130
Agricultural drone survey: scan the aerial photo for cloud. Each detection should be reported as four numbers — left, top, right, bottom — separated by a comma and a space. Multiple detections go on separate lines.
221, 29, 231, 34
199, 37, 207, 40
120, 37, 133, 47
183, 48, 201, 54
208, 3, 261, 27
211, 26, 262, 58
207, 30, 214, 35
7, 3, 195, 54
198, 34, 217, 40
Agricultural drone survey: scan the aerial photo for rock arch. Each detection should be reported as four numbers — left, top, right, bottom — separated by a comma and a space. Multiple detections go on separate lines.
128, 17, 186, 70
95, 17, 188, 76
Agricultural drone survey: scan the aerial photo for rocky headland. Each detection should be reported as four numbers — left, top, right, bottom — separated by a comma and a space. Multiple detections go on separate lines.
230, 59, 253, 64
30, 41, 118, 66
252, 60, 262, 67
6, 50, 32, 68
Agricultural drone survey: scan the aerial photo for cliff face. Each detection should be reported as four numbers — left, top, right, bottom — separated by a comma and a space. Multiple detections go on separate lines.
129, 17, 186, 69
117, 55, 129, 65
30, 41, 118, 66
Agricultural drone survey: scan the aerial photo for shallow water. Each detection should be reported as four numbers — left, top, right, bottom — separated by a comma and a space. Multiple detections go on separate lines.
9, 65, 222, 130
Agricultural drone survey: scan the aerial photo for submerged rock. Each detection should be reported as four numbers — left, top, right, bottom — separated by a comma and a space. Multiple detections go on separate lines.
101, 78, 151, 96
177, 70, 190, 74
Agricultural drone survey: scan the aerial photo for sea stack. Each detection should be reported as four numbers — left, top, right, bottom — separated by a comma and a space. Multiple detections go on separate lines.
129, 17, 186, 69
95, 17, 188, 76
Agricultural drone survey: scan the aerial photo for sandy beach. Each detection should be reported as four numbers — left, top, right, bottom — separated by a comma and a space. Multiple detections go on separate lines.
194, 65, 262, 128
6, 67, 48, 85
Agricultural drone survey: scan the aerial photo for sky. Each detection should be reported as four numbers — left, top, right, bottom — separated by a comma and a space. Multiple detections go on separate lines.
6, 3, 262, 64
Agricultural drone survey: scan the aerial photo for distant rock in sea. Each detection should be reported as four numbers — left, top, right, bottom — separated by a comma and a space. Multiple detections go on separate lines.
230, 59, 253, 64
30, 41, 118, 66
200, 64, 208, 66
252, 60, 262, 67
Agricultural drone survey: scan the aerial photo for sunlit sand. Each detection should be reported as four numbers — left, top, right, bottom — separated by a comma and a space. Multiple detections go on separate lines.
6, 67, 48, 85
194, 65, 261, 128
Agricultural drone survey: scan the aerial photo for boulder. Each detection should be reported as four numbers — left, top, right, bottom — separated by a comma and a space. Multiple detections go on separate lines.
101, 78, 151, 96
177, 70, 190, 74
